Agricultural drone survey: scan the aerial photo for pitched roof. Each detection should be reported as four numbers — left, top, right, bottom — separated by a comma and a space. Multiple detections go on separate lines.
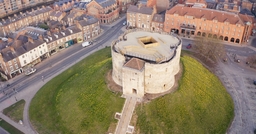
78, 17, 98, 26
1, 47, 18, 62
95, 0, 116, 8
124, 58, 145, 71
166, 5, 247, 25
127, 5, 153, 15
152, 14, 165, 23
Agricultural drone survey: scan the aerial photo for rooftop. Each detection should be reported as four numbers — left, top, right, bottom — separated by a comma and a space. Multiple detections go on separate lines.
127, 5, 153, 15
114, 31, 180, 63
166, 4, 256, 25
124, 58, 145, 71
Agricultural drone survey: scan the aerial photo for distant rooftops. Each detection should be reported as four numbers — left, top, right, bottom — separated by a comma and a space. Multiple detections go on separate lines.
127, 5, 153, 15
167, 4, 256, 25
95, 0, 116, 8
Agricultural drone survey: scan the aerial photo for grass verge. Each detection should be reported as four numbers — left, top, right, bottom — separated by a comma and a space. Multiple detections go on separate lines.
135, 55, 234, 134
29, 47, 125, 134
0, 119, 24, 134
3, 100, 25, 122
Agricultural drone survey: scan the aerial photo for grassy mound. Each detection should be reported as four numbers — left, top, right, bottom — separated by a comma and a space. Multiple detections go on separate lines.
29, 47, 125, 134
136, 55, 234, 134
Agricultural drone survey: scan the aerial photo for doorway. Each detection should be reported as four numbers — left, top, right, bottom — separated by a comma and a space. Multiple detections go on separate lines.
132, 88, 137, 94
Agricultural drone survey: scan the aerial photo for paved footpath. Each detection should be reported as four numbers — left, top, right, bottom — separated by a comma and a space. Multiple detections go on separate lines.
115, 96, 137, 134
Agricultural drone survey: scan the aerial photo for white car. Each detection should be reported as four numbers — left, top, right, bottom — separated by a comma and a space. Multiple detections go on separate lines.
25, 68, 37, 76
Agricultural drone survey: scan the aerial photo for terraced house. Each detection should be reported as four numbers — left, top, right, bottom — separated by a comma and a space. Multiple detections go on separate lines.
76, 16, 100, 41
43, 26, 83, 55
164, 4, 256, 44
0, 0, 50, 18
127, 5, 157, 30
87, 0, 119, 23
0, 6, 52, 36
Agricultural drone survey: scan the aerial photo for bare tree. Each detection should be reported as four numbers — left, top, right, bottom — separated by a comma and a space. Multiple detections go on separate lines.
192, 36, 226, 62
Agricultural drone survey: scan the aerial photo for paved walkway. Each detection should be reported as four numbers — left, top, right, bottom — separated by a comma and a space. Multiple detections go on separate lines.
115, 96, 137, 134
0, 126, 9, 134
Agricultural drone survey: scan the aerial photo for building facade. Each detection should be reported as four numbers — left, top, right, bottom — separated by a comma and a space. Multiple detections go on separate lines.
127, 5, 157, 30
0, 0, 52, 18
86, 0, 119, 23
111, 30, 182, 98
76, 16, 101, 41
0, 6, 53, 36
164, 4, 256, 44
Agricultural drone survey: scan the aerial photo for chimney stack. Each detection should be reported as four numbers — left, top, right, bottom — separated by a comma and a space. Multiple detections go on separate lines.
233, 5, 238, 11
8, 38, 13, 43
39, 34, 43, 40
9, 46, 15, 52
62, 25, 66, 30
224, 4, 228, 9
47, 31, 51, 36
28, 37, 34, 43
138, 3, 142, 9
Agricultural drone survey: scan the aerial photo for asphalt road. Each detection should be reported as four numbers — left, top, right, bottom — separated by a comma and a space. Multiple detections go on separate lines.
0, 17, 126, 103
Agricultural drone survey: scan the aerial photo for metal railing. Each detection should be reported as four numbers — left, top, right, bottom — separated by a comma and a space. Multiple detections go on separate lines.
111, 28, 182, 63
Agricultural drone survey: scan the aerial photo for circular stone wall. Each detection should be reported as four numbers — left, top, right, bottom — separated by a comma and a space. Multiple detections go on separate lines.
111, 30, 182, 95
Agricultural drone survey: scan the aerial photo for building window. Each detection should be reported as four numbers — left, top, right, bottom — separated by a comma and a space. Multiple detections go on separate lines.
13, 59, 16, 63
8, 61, 12, 65
15, 64, 18, 69
10, 66, 13, 71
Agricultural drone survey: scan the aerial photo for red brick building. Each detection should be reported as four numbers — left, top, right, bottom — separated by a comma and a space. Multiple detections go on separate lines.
87, 0, 119, 24
164, 4, 256, 44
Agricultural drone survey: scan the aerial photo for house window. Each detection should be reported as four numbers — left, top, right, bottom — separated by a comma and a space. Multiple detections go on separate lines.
8, 61, 12, 65
13, 59, 16, 63
10, 66, 14, 71
15, 64, 18, 69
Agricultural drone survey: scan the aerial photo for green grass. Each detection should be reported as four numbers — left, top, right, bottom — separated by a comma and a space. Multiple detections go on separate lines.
3, 100, 25, 122
0, 119, 24, 134
29, 47, 125, 134
136, 55, 234, 134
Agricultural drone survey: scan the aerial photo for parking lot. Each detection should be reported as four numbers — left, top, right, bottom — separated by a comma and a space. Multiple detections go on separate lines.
215, 61, 256, 133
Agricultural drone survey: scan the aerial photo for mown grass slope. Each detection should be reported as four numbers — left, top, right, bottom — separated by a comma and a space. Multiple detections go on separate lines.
29, 47, 125, 134
136, 55, 234, 134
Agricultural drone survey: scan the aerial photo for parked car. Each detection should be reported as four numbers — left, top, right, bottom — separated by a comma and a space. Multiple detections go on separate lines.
123, 21, 127, 26
253, 80, 256, 85
25, 68, 37, 76
186, 44, 192, 49
235, 59, 240, 63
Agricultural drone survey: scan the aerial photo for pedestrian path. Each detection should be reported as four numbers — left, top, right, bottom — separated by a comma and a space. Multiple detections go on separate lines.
115, 96, 137, 134
0, 113, 36, 134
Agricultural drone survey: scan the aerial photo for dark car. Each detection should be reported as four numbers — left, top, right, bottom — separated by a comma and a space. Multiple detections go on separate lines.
186, 44, 192, 49
253, 80, 256, 85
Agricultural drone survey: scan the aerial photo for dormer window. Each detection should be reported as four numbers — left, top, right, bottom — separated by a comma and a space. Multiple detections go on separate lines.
174, 13, 178, 16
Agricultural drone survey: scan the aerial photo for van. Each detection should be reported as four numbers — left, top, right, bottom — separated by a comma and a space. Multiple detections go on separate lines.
82, 42, 90, 47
